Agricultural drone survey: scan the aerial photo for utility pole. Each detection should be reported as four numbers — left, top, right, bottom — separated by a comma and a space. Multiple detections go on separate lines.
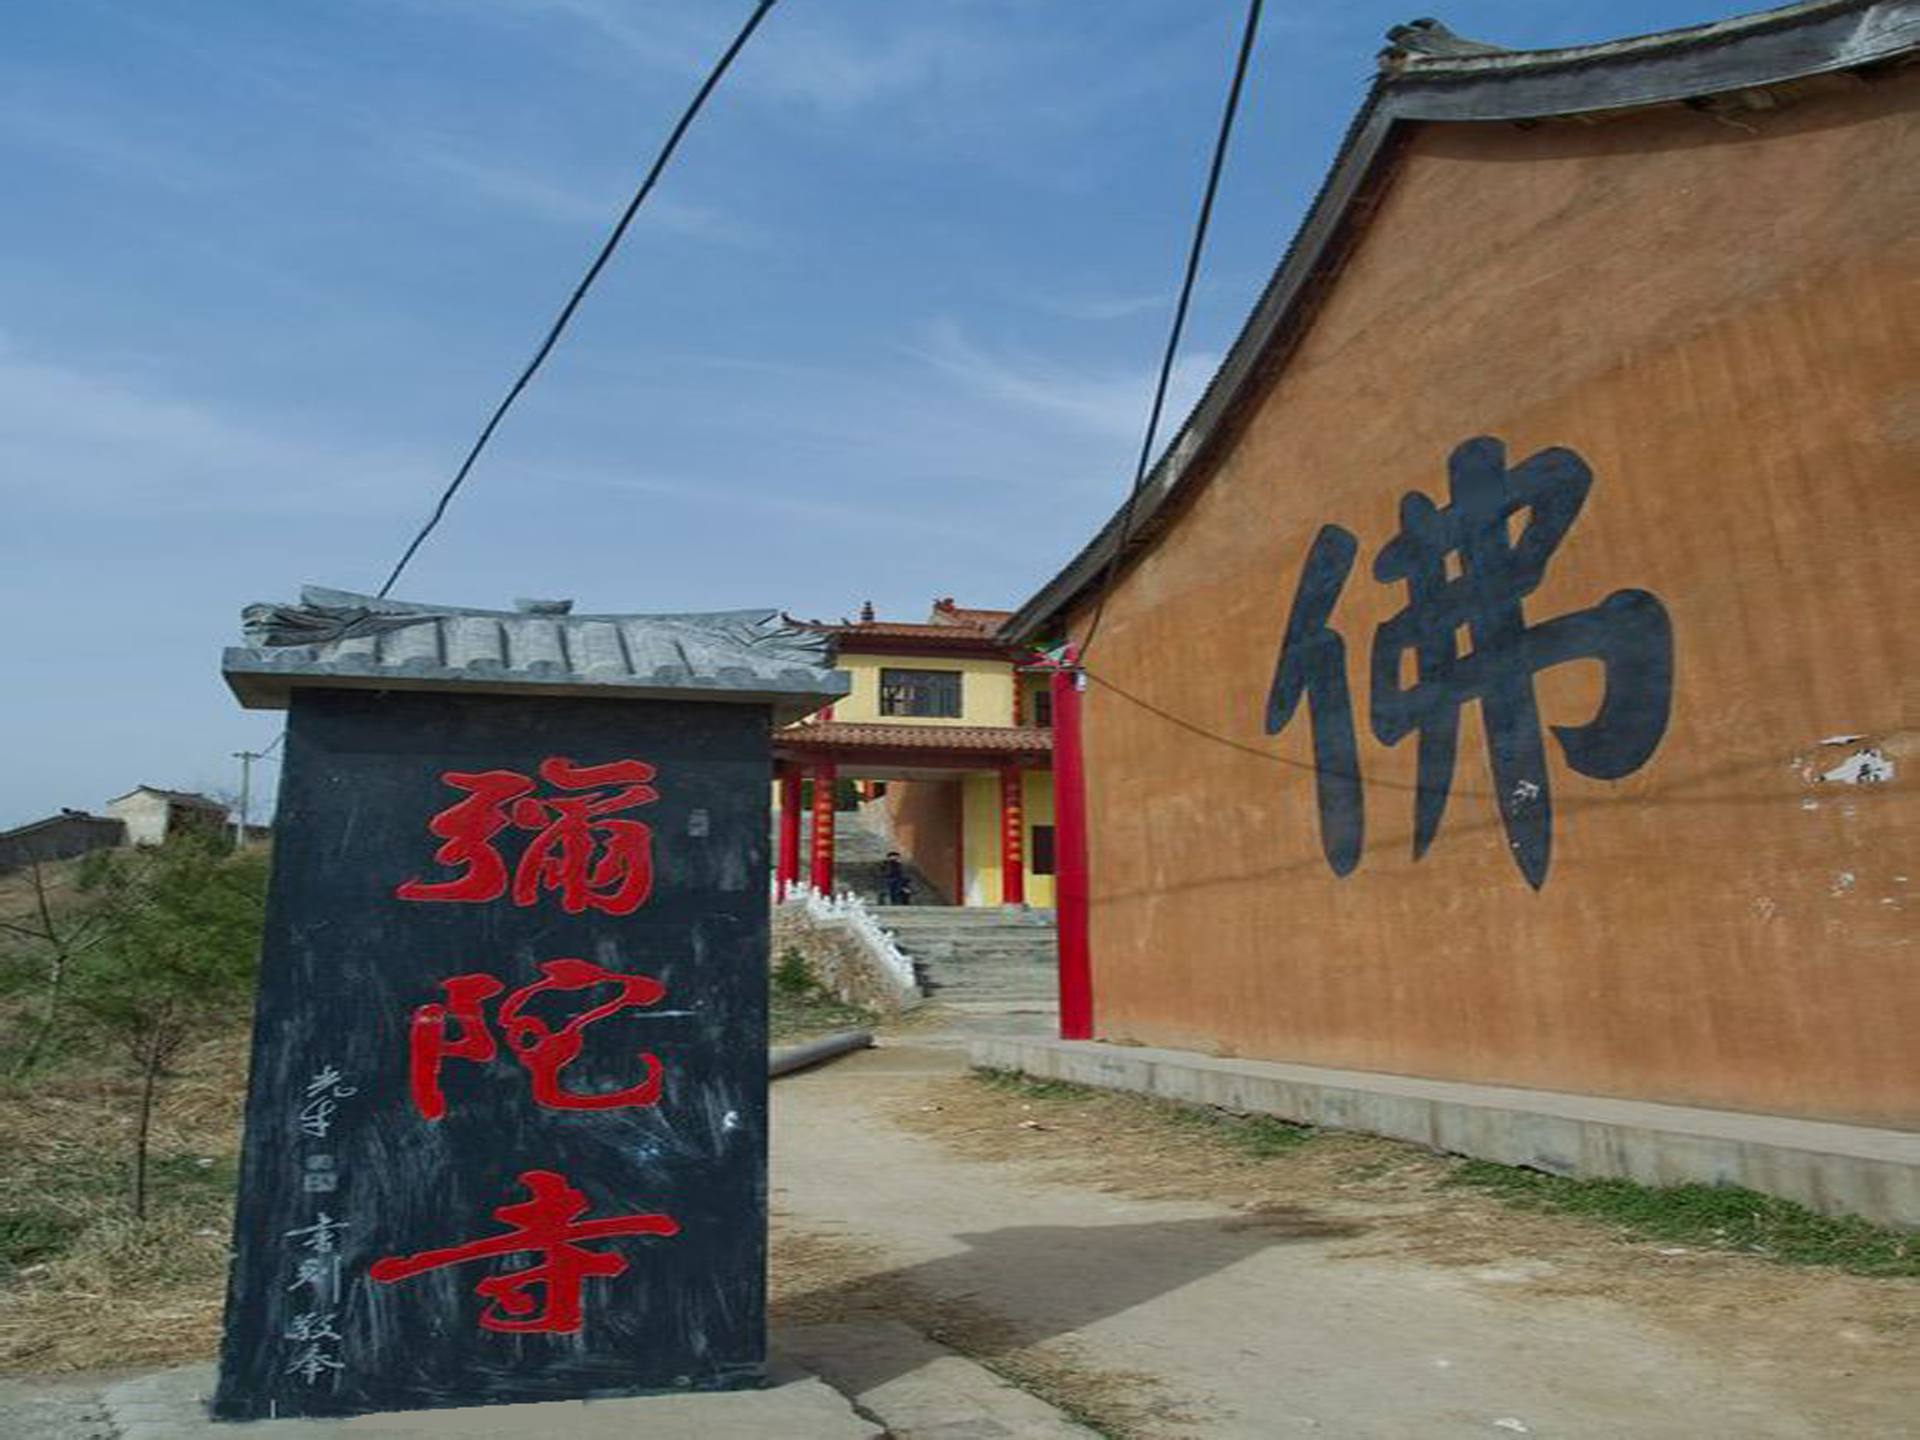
232, 749, 264, 849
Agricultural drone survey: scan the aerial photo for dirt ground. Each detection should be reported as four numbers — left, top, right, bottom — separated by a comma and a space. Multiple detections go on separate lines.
7, 999, 1918, 1436
906, 1071, 1920, 1394
906, 1075, 1920, 1336
770, 1040, 1920, 1439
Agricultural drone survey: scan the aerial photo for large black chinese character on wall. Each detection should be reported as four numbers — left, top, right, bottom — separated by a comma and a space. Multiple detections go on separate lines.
1267, 437, 1674, 888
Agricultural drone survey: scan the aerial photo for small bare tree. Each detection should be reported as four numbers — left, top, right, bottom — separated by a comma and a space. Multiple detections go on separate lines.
0, 858, 116, 1072
65, 839, 267, 1218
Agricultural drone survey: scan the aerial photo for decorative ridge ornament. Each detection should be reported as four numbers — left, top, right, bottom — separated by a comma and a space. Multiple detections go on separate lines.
1379, 17, 1508, 65
243, 600, 445, 650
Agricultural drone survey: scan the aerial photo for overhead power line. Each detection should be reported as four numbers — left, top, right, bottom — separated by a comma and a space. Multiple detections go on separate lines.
1080, 665, 1483, 799
374, 0, 782, 599
1076, 0, 1265, 662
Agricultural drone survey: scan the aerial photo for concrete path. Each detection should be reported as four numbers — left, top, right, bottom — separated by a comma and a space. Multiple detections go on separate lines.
0, 1370, 121, 1440
89, 1362, 880, 1439
3, 1325, 1110, 1439
772, 1033, 1897, 1439
781, 1319, 1099, 1438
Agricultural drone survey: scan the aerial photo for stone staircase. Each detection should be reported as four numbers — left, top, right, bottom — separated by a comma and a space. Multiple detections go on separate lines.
792, 809, 942, 904
870, 905, 1058, 1016
779, 807, 1059, 1022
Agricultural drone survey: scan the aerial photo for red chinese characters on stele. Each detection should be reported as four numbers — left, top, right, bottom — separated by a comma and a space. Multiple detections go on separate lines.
409, 957, 668, 1120
369, 1169, 679, 1333
395, 758, 657, 916
383, 758, 677, 1339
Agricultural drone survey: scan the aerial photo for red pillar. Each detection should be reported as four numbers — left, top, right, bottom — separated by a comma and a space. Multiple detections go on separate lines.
999, 763, 1025, 906
808, 762, 838, 895
775, 765, 802, 899
1051, 652, 1092, 1040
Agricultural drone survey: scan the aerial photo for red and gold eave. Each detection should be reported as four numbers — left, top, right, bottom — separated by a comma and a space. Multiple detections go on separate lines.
773, 720, 1052, 774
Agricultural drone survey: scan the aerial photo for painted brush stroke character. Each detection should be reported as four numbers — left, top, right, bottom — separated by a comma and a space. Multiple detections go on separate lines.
369, 1169, 678, 1333
396, 757, 657, 915
1268, 437, 1673, 887
408, 957, 668, 1120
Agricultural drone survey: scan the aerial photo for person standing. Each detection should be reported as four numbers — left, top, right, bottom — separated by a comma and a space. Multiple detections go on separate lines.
881, 850, 913, 906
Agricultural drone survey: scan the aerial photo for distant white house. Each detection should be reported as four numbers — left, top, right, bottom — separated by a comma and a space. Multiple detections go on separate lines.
103, 786, 229, 847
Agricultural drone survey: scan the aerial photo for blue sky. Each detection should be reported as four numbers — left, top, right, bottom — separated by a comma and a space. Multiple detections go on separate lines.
0, 0, 1756, 826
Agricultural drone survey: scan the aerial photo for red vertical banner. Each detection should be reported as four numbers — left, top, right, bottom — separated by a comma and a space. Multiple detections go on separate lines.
999, 764, 1025, 907
808, 762, 837, 895
775, 766, 801, 898
1050, 656, 1092, 1040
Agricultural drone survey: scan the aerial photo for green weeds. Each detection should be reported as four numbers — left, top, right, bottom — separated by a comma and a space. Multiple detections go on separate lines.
1446, 1161, 1920, 1276
769, 947, 874, 1043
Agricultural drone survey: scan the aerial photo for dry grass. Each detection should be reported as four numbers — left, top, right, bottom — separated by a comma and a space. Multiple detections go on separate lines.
0, 1034, 247, 1373
909, 1070, 1452, 1213
768, 987, 874, 1046
0, 971, 874, 1376
0, 857, 89, 916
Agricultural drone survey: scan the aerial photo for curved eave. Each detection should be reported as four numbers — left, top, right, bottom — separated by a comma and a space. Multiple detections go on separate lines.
833, 636, 1018, 661
223, 653, 850, 726
999, 0, 1920, 645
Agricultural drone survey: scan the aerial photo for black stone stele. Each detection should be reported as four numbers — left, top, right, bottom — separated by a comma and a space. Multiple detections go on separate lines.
214, 593, 843, 1421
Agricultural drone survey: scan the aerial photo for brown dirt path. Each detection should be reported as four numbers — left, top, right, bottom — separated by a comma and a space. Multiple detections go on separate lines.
771, 1037, 1920, 1439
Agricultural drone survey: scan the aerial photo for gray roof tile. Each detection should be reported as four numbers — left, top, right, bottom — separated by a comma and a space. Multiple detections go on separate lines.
224, 586, 847, 723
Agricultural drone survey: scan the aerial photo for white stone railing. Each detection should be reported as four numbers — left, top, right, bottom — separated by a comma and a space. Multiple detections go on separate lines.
772, 883, 920, 1008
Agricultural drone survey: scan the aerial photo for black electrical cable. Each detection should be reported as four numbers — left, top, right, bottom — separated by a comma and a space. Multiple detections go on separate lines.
374, 0, 781, 599
1080, 664, 1485, 799
1075, 0, 1264, 662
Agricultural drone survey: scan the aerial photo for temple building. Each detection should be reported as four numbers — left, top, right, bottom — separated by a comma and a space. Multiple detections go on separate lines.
773, 599, 1055, 907
1003, 0, 1920, 1145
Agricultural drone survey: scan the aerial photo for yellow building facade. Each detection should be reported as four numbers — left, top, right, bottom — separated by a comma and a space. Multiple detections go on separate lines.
772, 600, 1055, 908
830, 651, 1017, 729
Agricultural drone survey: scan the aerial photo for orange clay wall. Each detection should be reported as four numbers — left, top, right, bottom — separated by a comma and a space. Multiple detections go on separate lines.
1070, 72, 1920, 1127
884, 779, 961, 904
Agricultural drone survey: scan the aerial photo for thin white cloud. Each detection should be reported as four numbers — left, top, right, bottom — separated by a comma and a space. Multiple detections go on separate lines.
0, 87, 225, 193
0, 341, 427, 517
480, 0, 711, 72
536, 462, 1001, 545
396, 142, 757, 244
909, 317, 1218, 443
437, 0, 1001, 118
742, 22, 970, 115
1030, 290, 1169, 323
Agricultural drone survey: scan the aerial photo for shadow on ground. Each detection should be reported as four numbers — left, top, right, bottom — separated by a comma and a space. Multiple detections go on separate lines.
777, 1210, 1366, 1391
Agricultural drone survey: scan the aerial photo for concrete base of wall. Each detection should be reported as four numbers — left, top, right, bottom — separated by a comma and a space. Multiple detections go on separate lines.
969, 1037, 1920, 1232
